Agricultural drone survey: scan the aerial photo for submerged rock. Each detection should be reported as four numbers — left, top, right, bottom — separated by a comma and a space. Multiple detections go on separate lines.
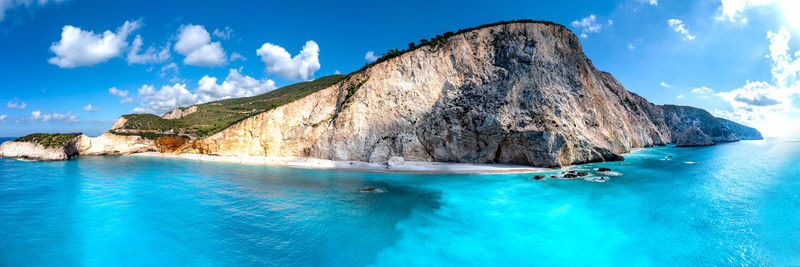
676, 126, 715, 147
597, 167, 612, 172
359, 186, 386, 193
531, 175, 546, 180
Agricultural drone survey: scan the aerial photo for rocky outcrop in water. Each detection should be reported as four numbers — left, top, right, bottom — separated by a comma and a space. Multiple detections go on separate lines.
184, 21, 761, 167
676, 126, 715, 147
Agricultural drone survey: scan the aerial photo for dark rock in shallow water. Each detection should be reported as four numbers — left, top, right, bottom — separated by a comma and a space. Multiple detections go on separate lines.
676, 126, 715, 147
577, 171, 589, 177
532, 175, 545, 180
563, 173, 579, 179
598, 167, 611, 172
359, 186, 385, 193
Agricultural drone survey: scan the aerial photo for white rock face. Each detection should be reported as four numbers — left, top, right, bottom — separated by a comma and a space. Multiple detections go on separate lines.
77, 133, 156, 155
187, 21, 760, 167
387, 156, 405, 166
111, 117, 127, 130
0, 140, 79, 160
162, 106, 198, 119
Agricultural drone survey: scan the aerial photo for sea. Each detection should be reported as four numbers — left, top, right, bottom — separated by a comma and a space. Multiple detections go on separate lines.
1, 137, 798, 266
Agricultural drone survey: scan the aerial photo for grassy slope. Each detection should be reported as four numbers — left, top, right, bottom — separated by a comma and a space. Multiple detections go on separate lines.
14, 133, 82, 148
118, 75, 345, 137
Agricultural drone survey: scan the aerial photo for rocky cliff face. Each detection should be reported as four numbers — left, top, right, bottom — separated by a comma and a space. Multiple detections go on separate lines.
676, 126, 716, 147
186, 21, 760, 167
76, 133, 157, 155
0, 137, 80, 161
162, 106, 198, 120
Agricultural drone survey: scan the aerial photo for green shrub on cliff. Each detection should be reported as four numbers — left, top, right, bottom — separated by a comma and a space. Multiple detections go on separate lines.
14, 133, 82, 148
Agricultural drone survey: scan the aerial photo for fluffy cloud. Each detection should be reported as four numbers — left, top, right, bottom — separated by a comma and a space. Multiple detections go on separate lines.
716, 27, 800, 137
571, 14, 612, 38
213, 26, 232, 40
133, 84, 197, 115
717, 0, 800, 28
83, 104, 100, 112
175, 24, 226, 66
667, 19, 696, 41
127, 35, 170, 64
256, 40, 320, 80
0, 0, 64, 22
649, 0, 658, 5
7, 100, 26, 109
133, 68, 276, 115
0, 114, 6, 121
196, 68, 276, 102
31, 110, 78, 122
660, 82, 672, 88
49, 20, 141, 68
365, 51, 378, 62
676, 94, 685, 99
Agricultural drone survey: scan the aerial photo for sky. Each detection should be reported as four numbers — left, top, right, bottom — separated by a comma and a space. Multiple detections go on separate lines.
0, 0, 799, 137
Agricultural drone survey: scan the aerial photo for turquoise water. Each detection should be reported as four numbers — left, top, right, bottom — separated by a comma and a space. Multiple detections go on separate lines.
1, 138, 799, 266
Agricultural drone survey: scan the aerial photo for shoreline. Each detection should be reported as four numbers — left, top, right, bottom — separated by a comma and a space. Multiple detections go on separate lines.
127, 152, 556, 174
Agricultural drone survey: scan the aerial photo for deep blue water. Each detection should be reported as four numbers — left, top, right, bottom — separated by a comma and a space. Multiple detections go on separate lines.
1, 137, 799, 266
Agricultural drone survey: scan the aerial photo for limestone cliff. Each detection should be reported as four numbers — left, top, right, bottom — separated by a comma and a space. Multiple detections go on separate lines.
76, 133, 157, 155
0, 138, 80, 160
183, 21, 760, 167
676, 126, 716, 147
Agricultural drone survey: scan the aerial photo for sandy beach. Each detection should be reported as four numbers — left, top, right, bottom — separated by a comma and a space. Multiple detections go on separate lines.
128, 152, 554, 174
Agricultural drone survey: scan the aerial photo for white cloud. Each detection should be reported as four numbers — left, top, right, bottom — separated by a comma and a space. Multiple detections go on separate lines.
364, 50, 378, 62
571, 14, 611, 38
717, 27, 800, 137
31, 110, 78, 122
256, 40, 320, 81
0, 0, 64, 22
7, 100, 26, 109
676, 94, 685, 99
627, 43, 635, 50
667, 19, 696, 41
0, 114, 7, 121
126, 35, 170, 64
109, 87, 129, 98
48, 20, 141, 68
717, 0, 800, 28
83, 104, 100, 112
660, 82, 672, 88
692, 86, 713, 94
230, 52, 246, 62
133, 68, 276, 115
196, 68, 276, 102
212, 26, 232, 40
175, 24, 226, 67
334, 70, 341, 74
650, 0, 658, 6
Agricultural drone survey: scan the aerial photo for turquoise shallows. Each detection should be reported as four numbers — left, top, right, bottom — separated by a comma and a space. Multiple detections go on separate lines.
1, 138, 798, 266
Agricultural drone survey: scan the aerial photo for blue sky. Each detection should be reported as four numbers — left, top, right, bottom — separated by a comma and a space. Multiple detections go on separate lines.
0, 0, 799, 137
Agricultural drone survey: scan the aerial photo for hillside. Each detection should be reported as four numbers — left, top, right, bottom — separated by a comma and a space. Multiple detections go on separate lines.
114, 74, 345, 137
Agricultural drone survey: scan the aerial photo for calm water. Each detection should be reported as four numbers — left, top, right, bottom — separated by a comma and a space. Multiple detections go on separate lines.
1, 137, 799, 266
